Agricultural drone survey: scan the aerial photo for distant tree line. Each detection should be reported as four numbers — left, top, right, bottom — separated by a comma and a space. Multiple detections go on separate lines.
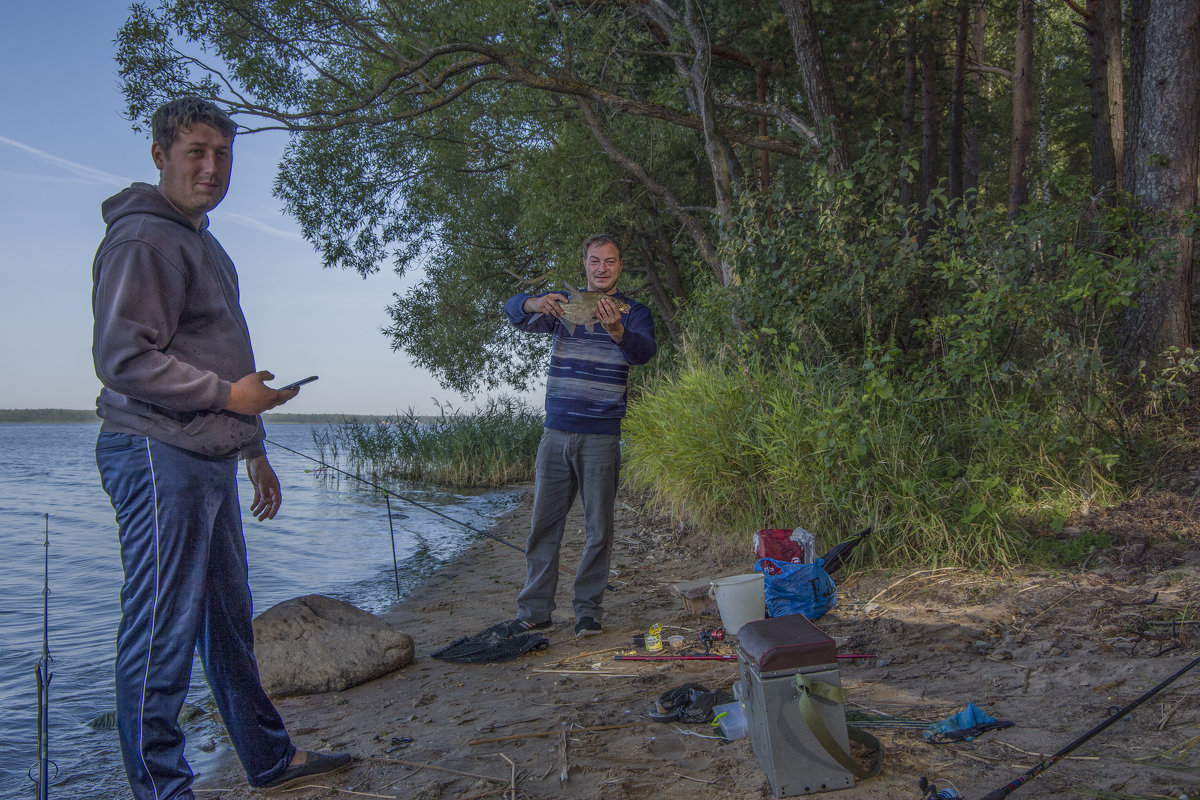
0, 409, 100, 423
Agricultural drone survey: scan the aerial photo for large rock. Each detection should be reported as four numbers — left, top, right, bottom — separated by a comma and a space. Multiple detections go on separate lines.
252, 594, 414, 696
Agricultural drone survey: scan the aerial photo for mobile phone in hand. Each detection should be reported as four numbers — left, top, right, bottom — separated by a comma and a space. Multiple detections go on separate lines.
279, 375, 318, 391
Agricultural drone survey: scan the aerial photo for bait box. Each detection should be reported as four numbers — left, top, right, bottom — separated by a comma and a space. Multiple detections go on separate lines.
736, 614, 854, 796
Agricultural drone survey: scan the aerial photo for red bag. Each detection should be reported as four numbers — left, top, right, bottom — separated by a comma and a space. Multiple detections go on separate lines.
753, 528, 815, 564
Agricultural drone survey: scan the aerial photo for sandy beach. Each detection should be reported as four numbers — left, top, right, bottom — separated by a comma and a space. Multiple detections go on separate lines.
191, 486, 1200, 800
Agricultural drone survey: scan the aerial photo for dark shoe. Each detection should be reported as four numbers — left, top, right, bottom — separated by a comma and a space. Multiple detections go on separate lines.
255, 750, 353, 790
574, 616, 602, 637
493, 617, 552, 638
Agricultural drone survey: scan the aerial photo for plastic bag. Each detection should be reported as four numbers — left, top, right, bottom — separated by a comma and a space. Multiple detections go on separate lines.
753, 528, 815, 564
754, 557, 837, 620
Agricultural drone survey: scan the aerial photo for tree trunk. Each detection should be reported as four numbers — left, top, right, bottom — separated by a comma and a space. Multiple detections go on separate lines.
949, 1, 969, 204
1039, 63, 1049, 204
1103, 0, 1125, 192
643, 0, 743, 260
1084, 0, 1118, 195
1008, 0, 1034, 219
576, 98, 726, 285
1117, 1, 1200, 366
965, 0, 985, 211
780, 0, 849, 171
900, 13, 917, 208
919, 15, 940, 245
758, 65, 771, 192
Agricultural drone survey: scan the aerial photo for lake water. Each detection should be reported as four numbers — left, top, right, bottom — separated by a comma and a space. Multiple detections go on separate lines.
0, 422, 522, 798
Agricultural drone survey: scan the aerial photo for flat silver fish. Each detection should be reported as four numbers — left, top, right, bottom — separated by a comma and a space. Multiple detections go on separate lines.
535, 282, 630, 336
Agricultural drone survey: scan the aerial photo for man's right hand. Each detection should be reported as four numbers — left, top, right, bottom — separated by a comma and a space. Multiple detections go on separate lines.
524, 293, 568, 316
225, 370, 298, 415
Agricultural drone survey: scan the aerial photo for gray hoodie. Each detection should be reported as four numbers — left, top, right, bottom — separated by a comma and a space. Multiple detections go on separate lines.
92, 182, 265, 459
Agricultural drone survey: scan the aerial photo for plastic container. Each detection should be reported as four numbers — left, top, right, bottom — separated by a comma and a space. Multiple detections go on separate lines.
646, 623, 663, 653
668, 634, 685, 648
711, 701, 747, 740
708, 573, 766, 635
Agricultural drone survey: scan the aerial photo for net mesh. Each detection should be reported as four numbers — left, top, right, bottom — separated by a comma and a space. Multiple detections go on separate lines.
432, 624, 550, 664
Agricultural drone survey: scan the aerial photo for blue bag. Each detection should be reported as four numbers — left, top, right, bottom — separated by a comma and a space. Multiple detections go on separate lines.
754, 557, 837, 620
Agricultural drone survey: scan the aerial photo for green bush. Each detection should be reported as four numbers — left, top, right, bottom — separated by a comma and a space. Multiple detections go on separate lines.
622, 143, 1144, 568
623, 352, 1120, 568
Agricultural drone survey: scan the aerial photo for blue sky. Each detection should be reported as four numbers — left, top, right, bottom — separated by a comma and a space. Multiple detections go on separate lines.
0, 2, 532, 416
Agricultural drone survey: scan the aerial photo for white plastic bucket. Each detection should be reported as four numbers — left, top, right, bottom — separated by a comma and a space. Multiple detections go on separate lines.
708, 573, 766, 634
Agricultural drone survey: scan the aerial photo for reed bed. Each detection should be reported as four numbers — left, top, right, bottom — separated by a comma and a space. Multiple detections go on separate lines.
317, 396, 545, 488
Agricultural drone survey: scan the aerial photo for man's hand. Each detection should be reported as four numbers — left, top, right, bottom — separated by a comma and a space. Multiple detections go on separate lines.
523, 293, 568, 317
225, 370, 298, 415
246, 455, 282, 521
595, 297, 625, 342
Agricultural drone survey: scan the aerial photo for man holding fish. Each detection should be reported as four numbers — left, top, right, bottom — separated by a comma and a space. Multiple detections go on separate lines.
499, 234, 657, 638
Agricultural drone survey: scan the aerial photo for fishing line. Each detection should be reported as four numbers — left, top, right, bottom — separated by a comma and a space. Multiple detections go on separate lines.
30, 512, 56, 799
266, 439, 527, 555
265, 439, 612, 593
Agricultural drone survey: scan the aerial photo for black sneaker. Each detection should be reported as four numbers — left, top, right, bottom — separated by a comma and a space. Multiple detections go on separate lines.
494, 618, 552, 638
574, 616, 602, 637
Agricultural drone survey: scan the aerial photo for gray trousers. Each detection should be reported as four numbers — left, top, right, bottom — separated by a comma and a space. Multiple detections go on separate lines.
517, 428, 620, 623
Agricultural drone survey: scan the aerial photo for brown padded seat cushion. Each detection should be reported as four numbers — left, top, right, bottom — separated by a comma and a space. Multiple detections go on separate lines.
736, 614, 837, 672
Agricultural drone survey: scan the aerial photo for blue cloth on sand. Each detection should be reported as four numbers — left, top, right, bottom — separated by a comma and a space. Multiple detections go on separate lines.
924, 702, 999, 741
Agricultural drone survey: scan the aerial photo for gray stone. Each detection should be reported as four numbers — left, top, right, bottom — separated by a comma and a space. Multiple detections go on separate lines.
253, 594, 414, 696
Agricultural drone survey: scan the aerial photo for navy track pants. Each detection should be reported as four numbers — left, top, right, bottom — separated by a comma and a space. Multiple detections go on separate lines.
96, 433, 293, 799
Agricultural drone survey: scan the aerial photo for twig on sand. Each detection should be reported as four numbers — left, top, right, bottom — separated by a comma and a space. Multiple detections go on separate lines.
674, 772, 717, 784
283, 788, 396, 799
559, 730, 569, 784
671, 726, 725, 740
867, 568, 966, 605
469, 721, 651, 745
497, 753, 517, 800
950, 750, 999, 767
369, 756, 507, 783
529, 668, 629, 676
988, 739, 1098, 761
551, 645, 626, 663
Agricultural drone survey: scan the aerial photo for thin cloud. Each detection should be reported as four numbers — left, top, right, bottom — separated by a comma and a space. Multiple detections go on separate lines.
0, 134, 131, 186
1, 133, 304, 242
212, 210, 304, 241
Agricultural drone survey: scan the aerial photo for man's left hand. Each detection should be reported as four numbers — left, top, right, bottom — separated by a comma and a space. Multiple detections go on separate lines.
246, 455, 282, 521
595, 297, 625, 342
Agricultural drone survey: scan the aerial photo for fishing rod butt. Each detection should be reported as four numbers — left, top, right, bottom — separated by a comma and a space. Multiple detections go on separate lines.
978, 789, 1011, 800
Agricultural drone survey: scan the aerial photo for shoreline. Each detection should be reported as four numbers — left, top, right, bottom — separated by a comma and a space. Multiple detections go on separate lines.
191, 489, 1200, 800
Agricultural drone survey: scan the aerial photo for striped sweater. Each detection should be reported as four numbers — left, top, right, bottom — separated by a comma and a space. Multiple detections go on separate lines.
505, 291, 657, 435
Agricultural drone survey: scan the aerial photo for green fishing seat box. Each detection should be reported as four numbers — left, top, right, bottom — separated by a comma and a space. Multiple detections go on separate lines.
736, 614, 855, 796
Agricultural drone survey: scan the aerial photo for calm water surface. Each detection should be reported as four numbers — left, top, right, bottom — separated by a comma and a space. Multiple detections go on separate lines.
0, 422, 521, 798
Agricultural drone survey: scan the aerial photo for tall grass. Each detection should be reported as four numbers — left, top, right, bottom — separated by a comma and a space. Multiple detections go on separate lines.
319, 396, 545, 488
621, 354, 1120, 568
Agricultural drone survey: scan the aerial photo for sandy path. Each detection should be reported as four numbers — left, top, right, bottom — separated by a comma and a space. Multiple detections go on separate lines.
191, 489, 1200, 800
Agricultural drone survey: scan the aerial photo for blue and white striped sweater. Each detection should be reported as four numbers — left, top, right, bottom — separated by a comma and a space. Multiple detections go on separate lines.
505, 291, 657, 435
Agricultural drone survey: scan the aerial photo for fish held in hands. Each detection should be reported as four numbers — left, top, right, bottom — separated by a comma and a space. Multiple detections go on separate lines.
534, 283, 630, 336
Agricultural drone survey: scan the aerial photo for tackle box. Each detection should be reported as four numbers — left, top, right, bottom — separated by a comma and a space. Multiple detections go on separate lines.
736, 614, 855, 796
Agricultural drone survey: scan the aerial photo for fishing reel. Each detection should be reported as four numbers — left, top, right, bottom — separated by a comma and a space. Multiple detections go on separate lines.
919, 776, 965, 800
698, 628, 725, 653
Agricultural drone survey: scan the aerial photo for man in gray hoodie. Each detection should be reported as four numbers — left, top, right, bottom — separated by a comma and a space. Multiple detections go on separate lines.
92, 97, 350, 799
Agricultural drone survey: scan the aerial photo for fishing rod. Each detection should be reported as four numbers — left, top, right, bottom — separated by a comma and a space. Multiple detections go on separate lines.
264, 440, 608, 591
613, 654, 878, 662
919, 650, 1200, 800
267, 439, 528, 553
31, 513, 54, 800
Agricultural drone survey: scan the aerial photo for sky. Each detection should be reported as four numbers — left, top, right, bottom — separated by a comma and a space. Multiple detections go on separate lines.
0, 2, 537, 417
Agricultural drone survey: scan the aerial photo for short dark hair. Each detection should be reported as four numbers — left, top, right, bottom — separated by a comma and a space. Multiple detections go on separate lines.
583, 233, 622, 261
152, 97, 236, 154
